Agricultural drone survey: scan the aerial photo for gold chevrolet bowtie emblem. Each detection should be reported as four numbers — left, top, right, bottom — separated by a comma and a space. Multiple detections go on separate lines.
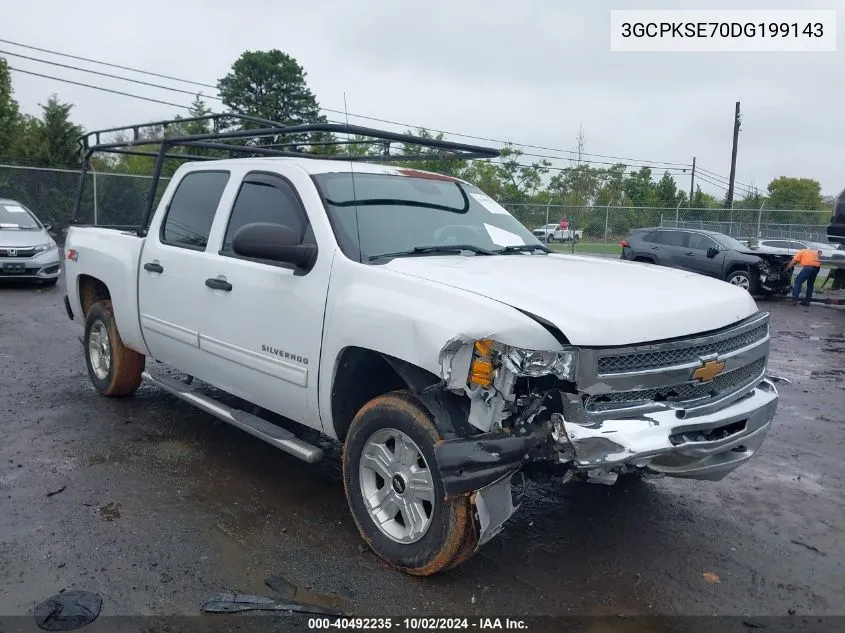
692, 359, 726, 382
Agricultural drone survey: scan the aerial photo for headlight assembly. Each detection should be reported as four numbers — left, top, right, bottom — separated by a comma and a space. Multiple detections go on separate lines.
33, 240, 58, 253
503, 347, 578, 381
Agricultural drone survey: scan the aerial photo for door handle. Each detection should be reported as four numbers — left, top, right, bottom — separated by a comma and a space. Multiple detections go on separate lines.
143, 262, 164, 273
685, 252, 695, 256
205, 277, 232, 292
651, 246, 660, 250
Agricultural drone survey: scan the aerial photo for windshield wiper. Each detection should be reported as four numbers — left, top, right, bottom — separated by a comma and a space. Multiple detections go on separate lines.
493, 244, 550, 255
369, 244, 494, 261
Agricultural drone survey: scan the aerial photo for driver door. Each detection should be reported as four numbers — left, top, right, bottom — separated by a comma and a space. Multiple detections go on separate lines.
196, 170, 331, 428
684, 232, 724, 278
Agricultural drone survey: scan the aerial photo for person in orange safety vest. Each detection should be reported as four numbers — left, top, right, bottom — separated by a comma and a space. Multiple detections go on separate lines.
785, 248, 822, 306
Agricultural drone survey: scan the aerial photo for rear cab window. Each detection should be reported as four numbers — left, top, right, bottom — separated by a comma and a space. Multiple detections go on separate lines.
160, 171, 230, 250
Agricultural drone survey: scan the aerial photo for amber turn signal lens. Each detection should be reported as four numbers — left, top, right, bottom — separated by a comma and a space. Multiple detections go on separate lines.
469, 358, 494, 388
474, 338, 494, 357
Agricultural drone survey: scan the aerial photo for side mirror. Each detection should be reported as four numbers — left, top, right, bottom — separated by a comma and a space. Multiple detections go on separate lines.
706, 247, 719, 258
232, 222, 317, 270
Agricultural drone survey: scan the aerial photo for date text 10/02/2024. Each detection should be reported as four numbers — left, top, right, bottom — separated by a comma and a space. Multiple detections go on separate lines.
308, 618, 529, 630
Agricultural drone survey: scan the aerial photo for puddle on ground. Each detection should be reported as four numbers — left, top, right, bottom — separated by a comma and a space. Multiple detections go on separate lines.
87, 437, 201, 466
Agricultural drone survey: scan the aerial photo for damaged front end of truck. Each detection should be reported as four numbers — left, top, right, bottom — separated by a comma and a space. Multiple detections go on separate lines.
430, 311, 780, 549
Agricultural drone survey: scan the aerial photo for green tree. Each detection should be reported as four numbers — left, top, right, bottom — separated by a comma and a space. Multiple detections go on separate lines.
623, 167, 657, 207
37, 95, 83, 167
654, 171, 684, 208
0, 57, 20, 158
217, 49, 322, 144
766, 176, 824, 210
692, 185, 719, 208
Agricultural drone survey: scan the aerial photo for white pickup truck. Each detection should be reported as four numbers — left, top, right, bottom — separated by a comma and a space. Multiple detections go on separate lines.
62, 120, 779, 576
532, 223, 583, 243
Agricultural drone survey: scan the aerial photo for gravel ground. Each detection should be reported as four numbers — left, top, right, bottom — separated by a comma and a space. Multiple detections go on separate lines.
0, 277, 843, 630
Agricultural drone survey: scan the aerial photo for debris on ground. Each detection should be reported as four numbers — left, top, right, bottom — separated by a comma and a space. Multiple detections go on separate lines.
46, 485, 67, 497
34, 590, 102, 631
702, 572, 721, 584
790, 539, 825, 555
265, 575, 297, 599
96, 502, 121, 521
200, 592, 343, 616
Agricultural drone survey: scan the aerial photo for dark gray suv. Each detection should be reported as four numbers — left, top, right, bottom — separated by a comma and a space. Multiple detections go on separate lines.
620, 227, 793, 295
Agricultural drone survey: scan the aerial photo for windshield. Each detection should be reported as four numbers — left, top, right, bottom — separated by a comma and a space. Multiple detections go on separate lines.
0, 201, 41, 230
712, 234, 749, 251
313, 171, 543, 262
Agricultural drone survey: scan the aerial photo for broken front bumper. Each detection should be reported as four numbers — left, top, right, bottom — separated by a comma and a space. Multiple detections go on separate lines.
557, 377, 779, 481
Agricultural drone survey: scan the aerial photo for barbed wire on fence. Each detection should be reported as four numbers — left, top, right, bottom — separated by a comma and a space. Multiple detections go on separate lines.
0, 163, 833, 244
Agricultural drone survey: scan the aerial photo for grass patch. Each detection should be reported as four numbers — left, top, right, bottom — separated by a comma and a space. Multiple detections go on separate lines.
548, 241, 621, 255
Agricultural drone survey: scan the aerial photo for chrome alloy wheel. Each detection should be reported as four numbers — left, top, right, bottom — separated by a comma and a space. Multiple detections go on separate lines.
87, 320, 111, 380
358, 428, 436, 544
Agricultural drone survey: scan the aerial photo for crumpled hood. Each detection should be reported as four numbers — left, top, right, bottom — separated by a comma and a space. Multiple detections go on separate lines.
0, 228, 50, 247
384, 253, 759, 346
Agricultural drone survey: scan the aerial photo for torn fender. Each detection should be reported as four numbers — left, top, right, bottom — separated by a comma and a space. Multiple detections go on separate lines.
434, 428, 553, 496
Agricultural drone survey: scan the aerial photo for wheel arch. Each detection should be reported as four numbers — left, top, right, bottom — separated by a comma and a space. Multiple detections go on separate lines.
78, 274, 111, 318
330, 346, 471, 443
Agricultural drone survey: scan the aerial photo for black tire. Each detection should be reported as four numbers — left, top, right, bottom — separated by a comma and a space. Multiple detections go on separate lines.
546, 235, 554, 244
726, 269, 754, 292
84, 300, 145, 396
633, 256, 654, 264
342, 390, 477, 576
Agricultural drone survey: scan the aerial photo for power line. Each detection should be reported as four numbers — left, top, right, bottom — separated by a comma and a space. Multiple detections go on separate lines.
697, 166, 753, 190
7, 66, 193, 110
0, 37, 214, 89
0, 37, 693, 169
0, 49, 223, 101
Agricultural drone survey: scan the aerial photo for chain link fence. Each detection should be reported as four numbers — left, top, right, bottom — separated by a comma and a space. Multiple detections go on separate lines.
503, 203, 832, 243
0, 164, 833, 245
0, 164, 169, 240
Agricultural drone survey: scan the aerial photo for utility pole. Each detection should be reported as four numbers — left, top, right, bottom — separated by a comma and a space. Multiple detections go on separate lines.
688, 157, 696, 208
725, 101, 741, 208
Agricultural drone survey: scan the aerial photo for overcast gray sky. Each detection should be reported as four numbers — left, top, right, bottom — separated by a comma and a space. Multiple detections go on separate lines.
3, 0, 843, 197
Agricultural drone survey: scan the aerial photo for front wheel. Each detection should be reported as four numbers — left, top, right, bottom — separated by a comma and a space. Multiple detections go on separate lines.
84, 300, 145, 396
342, 391, 478, 576
726, 270, 753, 291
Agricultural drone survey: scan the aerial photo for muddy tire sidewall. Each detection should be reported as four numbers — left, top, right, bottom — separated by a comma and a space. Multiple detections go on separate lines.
83, 300, 144, 396
342, 391, 475, 575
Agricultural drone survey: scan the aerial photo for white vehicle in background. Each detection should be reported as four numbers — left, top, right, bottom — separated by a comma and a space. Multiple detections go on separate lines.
0, 198, 61, 285
531, 222, 583, 243
742, 238, 844, 264
62, 116, 780, 576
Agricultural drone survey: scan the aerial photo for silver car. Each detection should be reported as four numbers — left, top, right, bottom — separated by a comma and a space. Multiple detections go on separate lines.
0, 199, 61, 285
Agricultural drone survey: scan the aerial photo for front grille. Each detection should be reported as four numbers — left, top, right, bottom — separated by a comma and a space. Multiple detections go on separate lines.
597, 323, 768, 374
586, 357, 766, 411
0, 247, 37, 258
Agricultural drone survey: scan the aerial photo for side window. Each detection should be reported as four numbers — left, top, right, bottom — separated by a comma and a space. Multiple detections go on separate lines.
687, 233, 716, 251
221, 173, 308, 256
763, 240, 789, 248
789, 241, 808, 250
653, 230, 687, 247
161, 171, 230, 250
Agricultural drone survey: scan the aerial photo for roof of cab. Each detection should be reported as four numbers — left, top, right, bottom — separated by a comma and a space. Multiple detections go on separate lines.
180, 156, 467, 182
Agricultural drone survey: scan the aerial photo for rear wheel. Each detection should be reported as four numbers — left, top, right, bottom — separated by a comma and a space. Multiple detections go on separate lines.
84, 300, 145, 396
342, 391, 477, 575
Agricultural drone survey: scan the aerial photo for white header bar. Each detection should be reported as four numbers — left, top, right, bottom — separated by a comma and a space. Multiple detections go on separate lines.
611, 10, 836, 52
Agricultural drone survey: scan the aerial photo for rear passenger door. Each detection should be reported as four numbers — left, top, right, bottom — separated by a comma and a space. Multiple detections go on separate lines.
137, 169, 232, 378
648, 230, 687, 267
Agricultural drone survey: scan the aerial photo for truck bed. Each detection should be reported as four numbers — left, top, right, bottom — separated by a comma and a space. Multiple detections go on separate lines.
64, 226, 149, 355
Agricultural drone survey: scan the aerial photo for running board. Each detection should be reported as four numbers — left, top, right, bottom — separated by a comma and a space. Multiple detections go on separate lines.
141, 371, 323, 463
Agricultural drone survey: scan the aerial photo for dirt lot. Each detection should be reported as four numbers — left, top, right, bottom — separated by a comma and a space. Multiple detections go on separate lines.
0, 277, 843, 627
